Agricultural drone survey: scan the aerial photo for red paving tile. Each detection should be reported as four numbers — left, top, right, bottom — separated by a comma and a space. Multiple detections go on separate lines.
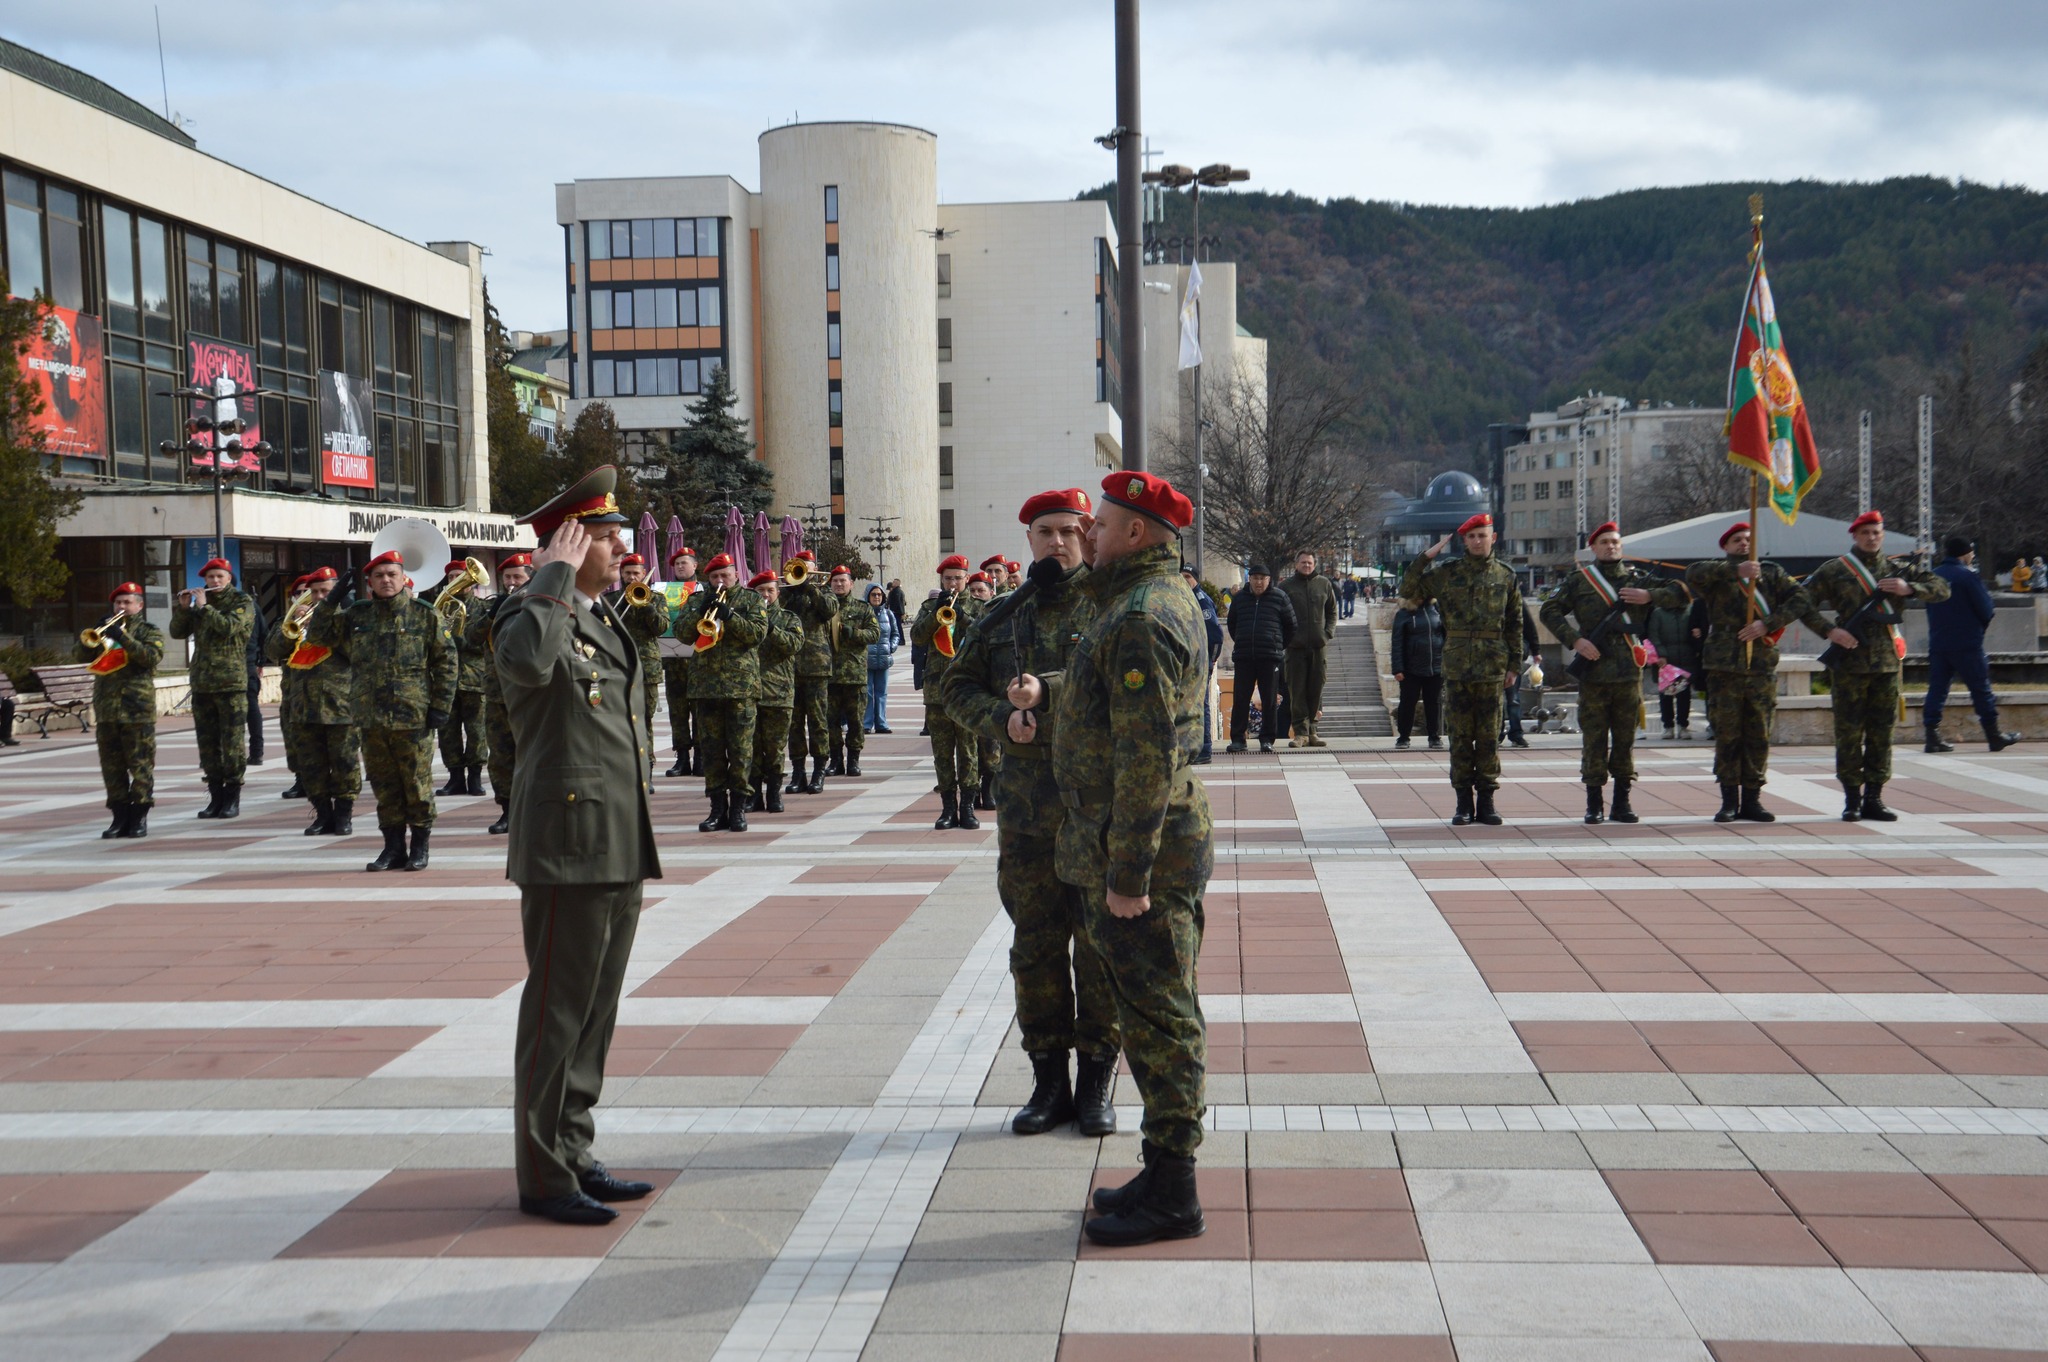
602, 1023, 804, 1077
282, 1168, 676, 1258
1932, 1174, 2048, 1221
0, 1172, 201, 1260
1059, 1337, 1254, 1362
1764, 1171, 1967, 1219
1249, 1209, 1426, 1260
631, 893, 923, 996
1802, 1214, 2028, 1270
1605, 1170, 1792, 1216
1629, 1211, 1836, 1266
0, 1027, 438, 1082
1248, 1168, 1411, 1211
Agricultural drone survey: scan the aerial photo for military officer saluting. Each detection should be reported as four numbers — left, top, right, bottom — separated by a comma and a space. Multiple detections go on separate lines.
674, 552, 768, 832
1796, 510, 1949, 821
78, 582, 165, 839
1540, 522, 1689, 824
610, 552, 671, 765
265, 566, 360, 836
746, 569, 806, 814
911, 554, 985, 828
493, 465, 661, 1226
170, 556, 255, 819
661, 546, 701, 777
825, 565, 881, 777
1401, 513, 1523, 826
470, 552, 534, 835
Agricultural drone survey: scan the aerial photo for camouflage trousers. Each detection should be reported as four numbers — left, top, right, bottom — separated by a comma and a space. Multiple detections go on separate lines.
1831, 671, 1902, 788
1578, 678, 1645, 785
662, 658, 694, 758
438, 690, 488, 772
788, 677, 830, 770
362, 726, 436, 828
980, 734, 1002, 782
486, 697, 516, 800
642, 670, 660, 754
283, 721, 361, 799
1079, 881, 1206, 1157
827, 682, 867, 758
1706, 670, 1777, 788
694, 699, 756, 797
192, 691, 248, 787
926, 704, 979, 791
1445, 679, 1505, 791
97, 721, 156, 807
752, 705, 793, 791
1001, 825, 1121, 1059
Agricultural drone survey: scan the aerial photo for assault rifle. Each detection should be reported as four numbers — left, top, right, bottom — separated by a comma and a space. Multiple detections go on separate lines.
1814, 582, 1900, 670
1564, 600, 1634, 680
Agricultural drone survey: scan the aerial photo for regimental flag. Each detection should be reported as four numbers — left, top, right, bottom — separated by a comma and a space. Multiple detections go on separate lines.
1177, 260, 1203, 371
1725, 252, 1821, 524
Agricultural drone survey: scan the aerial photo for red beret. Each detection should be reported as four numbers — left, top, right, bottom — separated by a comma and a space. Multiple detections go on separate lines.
306, 566, 338, 583
289, 574, 311, 593
747, 570, 776, 588
499, 553, 533, 572
793, 550, 817, 563
1849, 510, 1884, 532
704, 552, 734, 572
1718, 521, 1752, 548
668, 546, 696, 564
1100, 471, 1194, 531
444, 560, 468, 575
1587, 521, 1619, 546
367, 549, 405, 570
938, 554, 970, 572
979, 555, 1007, 571
1019, 488, 1092, 524
1456, 513, 1492, 536
830, 564, 852, 578
200, 557, 231, 575
968, 572, 990, 584
1006, 560, 1021, 572
109, 581, 144, 601
620, 552, 645, 567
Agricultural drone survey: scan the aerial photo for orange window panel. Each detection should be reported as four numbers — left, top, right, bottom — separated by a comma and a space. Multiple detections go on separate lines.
678, 327, 701, 349
826, 291, 839, 311
824, 223, 839, 245
588, 260, 613, 283
568, 262, 579, 287
829, 426, 843, 448
658, 328, 679, 348
636, 328, 656, 349
653, 259, 678, 281
827, 359, 841, 381
701, 327, 721, 349
831, 495, 844, 515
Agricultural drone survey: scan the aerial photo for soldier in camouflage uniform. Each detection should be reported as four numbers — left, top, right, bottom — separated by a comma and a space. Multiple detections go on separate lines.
264, 567, 360, 836
469, 553, 533, 835
661, 548, 701, 777
308, 548, 457, 872
169, 556, 255, 819
610, 553, 670, 769
825, 565, 881, 777
910, 555, 985, 829
1031, 471, 1212, 1248
943, 487, 1121, 1139
674, 553, 768, 832
1796, 510, 1950, 822
77, 581, 164, 839
1400, 514, 1523, 827
1540, 522, 1689, 825
747, 571, 806, 813
425, 562, 491, 798
966, 570, 1003, 808
780, 551, 839, 795
1684, 521, 1815, 823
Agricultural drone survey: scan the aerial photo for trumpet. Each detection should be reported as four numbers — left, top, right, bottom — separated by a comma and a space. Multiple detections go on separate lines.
622, 580, 654, 608
782, 558, 812, 587
435, 557, 489, 622
693, 586, 730, 653
80, 611, 127, 651
934, 589, 961, 630
933, 590, 962, 658
279, 588, 317, 642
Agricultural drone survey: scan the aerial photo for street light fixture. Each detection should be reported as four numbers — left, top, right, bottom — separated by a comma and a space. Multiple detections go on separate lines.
857, 514, 902, 582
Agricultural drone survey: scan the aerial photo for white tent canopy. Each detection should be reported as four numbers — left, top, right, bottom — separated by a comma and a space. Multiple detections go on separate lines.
1578, 509, 1918, 564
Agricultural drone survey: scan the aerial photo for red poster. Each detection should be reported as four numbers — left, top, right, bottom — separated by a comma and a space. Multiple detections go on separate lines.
186, 337, 264, 472
318, 369, 374, 488
22, 304, 106, 459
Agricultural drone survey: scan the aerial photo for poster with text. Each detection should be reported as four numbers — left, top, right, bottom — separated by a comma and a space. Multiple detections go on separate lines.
186, 337, 265, 472
318, 369, 374, 489
23, 304, 107, 459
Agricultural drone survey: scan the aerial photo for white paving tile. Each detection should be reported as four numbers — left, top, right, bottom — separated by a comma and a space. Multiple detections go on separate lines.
1064, 1260, 1254, 1333
200, 1257, 428, 1331
1418, 1212, 1650, 1263
0, 1260, 258, 1335
1431, 1261, 1696, 1339
1251, 1260, 1445, 1334
365, 1256, 598, 1331
1405, 1169, 1622, 1216
1660, 1265, 1905, 1344
1847, 1267, 2048, 1350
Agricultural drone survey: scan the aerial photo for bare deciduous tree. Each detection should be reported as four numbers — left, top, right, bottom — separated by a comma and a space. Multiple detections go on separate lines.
1634, 423, 1751, 527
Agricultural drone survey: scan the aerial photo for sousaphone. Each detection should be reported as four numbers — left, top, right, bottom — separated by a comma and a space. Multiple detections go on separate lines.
367, 517, 452, 586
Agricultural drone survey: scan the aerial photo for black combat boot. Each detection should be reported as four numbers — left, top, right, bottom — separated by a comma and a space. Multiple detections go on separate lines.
488, 800, 509, 835
1474, 786, 1503, 826
1737, 787, 1775, 823
698, 789, 730, 833
1983, 718, 2022, 752
197, 782, 224, 819
727, 788, 749, 832
1926, 728, 1955, 753
664, 752, 690, 777
1860, 782, 1897, 822
216, 783, 241, 820
328, 798, 354, 836
438, 768, 466, 796
466, 763, 485, 796
1084, 1147, 1204, 1247
766, 781, 785, 814
975, 773, 996, 811
934, 789, 959, 830
1451, 787, 1474, 826
1074, 1053, 1117, 1137
810, 758, 828, 794
827, 744, 845, 777
404, 826, 432, 871
1714, 784, 1741, 823
280, 778, 305, 799
748, 787, 765, 813
1011, 1052, 1075, 1135
1093, 1141, 1160, 1215
103, 803, 129, 839
367, 826, 407, 871
304, 796, 333, 836
1841, 782, 1863, 821
1609, 780, 1638, 824
1584, 784, 1605, 825
124, 804, 149, 839
955, 786, 981, 830
847, 751, 863, 777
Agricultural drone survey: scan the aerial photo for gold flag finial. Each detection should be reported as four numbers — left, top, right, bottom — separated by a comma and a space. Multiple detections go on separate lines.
1748, 192, 1764, 226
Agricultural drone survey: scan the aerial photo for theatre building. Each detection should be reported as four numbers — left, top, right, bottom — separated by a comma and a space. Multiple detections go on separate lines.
0, 39, 523, 647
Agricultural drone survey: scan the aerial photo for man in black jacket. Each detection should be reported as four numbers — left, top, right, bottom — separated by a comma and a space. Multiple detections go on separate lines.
1225, 565, 1295, 752
1390, 598, 1444, 750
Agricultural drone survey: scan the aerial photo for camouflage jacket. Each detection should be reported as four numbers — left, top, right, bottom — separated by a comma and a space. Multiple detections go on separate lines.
673, 586, 767, 700
466, 595, 512, 704
75, 618, 164, 725
1799, 548, 1950, 675
1539, 562, 1689, 685
1400, 552, 1523, 684
753, 600, 804, 707
306, 593, 456, 729
781, 580, 840, 679
1050, 544, 1214, 899
1684, 556, 1813, 675
942, 565, 1094, 839
169, 587, 254, 693
909, 591, 985, 694
262, 619, 353, 726
828, 596, 882, 684
612, 589, 671, 686
441, 593, 491, 692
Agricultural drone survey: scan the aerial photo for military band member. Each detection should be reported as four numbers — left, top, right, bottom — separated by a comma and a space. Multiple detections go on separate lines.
264, 566, 360, 836
979, 555, 1007, 599
270, 572, 315, 802
825, 565, 880, 777
781, 550, 839, 795
675, 552, 768, 832
471, 553, 534, 835
611, 552, 670, 763
964, 570, 1003, 808
1401, 513, 1522, 827
495, 464, 661, 1226
943, 487, 1120, 1138
425, 560, 491, 798
1796, 510, 1949, 822
1540, 522, 1689, 824
1685, 522, 1812, 822
308, 547, 456, 871
911, 554, 985, 829
747, 570, 805, 813
78, 582, 164, 839
661, 546, 701, 777
170, 556, 255, 819
1005, 560, 1024, 593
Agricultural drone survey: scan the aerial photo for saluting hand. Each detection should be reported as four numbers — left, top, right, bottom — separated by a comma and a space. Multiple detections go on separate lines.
1423, 533, 1453, 560
536, 520, 591, 574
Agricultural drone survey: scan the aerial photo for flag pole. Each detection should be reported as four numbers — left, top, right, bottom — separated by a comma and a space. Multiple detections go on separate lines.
1741, 193, 1764, 667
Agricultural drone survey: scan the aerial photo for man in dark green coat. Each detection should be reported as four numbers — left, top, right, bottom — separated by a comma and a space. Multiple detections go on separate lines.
1400, 514, 1523, 826
781, 552, 839, 795
169, 556, 254, 819
494, 465, 661, 1227
674, 552, 768, 831
470, 553, 534, 835
264, 566, 360, 836
826, 565, 881, 777
1279, 551, 1339, 747
910, 554, 985, 829
77, 581, 164, 839
747, 570, 805, 814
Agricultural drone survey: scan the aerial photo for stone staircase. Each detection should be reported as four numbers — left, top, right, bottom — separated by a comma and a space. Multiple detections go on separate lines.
1316, 615, 1393, 738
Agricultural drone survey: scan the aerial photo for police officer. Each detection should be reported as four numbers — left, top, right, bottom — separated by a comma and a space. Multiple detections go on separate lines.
610, 552, 670, 765
661, 546, 701, 777
910, 554, 985, 829
825, 565, 880, 777
265, 566, 360, 836
170, 556, 255, 819
471, 553, 534, 835
495, 465, 661, 1226
78, 582, 164, 839
943, 487, 1120, 1138
1400, 513, 1522, 826
674, 552, 768, 832
747, 569, 806, 813
1685, 521, 1813, 822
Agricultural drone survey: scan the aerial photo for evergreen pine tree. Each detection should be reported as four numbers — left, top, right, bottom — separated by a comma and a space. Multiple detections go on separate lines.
643, 363, 771, 555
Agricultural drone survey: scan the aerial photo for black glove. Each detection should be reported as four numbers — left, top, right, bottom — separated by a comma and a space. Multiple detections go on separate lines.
101, 619, 128, 647
330, 567, 358, 608
426, 709, 449, 732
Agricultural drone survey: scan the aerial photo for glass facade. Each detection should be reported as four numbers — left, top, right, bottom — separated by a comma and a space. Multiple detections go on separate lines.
579, 216, 729, 402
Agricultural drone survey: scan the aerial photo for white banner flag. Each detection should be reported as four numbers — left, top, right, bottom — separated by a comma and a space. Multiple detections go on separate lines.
1177, 261, 1203, 370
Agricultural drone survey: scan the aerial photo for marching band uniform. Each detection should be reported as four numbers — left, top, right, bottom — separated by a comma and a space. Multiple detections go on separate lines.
674, 553, 768, 831
472, 553, 533, 835
748, 570, 806, 814
826, 567, 881, 777
264, 566, 360, 836
781, 551, 839, 795
912, 554, 986, 828
660, 548, 700, 777
429, 560, 492, 798
169, 556, 254, 819
77, 582, 163, 839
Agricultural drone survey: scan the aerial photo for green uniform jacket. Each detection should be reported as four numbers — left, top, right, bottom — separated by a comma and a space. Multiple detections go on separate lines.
1279, 572, 1339, 649
75, 619, 164, 724
613, 590, 671, 687
1050, 545, 1213, 899
169, 587, 254, 693
490, 560, 660, 887
829, 597, 882, 683
1400, 553, 1523, 683
673, 586, 768, 700
1538, 563, 1689, 685
781, 580, 840, 679
466, 598, 508, 704
942, 565, 1095, 839
754, 601, 804, 707
909, 592, 985, 694
444, 593, 492, 692
307, 593, 456, 728
1799, 548, 1951, 676
262, 620, 354, 726
1684, 556, 1813, 674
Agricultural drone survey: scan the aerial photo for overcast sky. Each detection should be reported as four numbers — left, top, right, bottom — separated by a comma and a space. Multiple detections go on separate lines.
14, 1, 2048, 327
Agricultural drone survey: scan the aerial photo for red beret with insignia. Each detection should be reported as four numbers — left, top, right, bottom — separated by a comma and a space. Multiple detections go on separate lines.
968, 572, 990, 584
1587, 521, 1619, 546
1099, 471, 1194, 531
306, 566, 338, 583
200, 557, 232, 575
1456, 513, 1492, 536
979, 555, 1006, 572
704, 552, 734, 572
1849, 510, 1884, 532
1719, 521, 1752, 548
367, 549, 404, 570
499, 553, 533, 573
668, 545, 696, 564
620, 553, 644, 567
747, 570, 776, 588
109, 581, 144, 601
1019, 487, 1092, 524
938, 553, 970, 573
793, 550, 817, 563
830, 564, 852, 578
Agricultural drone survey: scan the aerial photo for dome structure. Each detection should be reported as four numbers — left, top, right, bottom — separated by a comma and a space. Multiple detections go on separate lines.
1425, 471, 1484, 501
1375, 467, 1495, 563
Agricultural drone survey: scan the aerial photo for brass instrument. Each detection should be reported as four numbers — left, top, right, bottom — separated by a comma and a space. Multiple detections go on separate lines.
622, 580, 654, 608
435, 557, 489, 622
782, 558, 812, 587
279, 588, 317, 642
80, 611, 126, 651
934, 589, 961, 630
693, 586, 730, 652
932, 590, 962, 658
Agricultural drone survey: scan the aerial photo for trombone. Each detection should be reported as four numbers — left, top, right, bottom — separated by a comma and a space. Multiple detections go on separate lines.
782, 558, 812, 587
693, 585, 730, 652
279, 588, 318, 642
622, 580, 654, 608
81, 611, 129, 674
435, 557, 489, 623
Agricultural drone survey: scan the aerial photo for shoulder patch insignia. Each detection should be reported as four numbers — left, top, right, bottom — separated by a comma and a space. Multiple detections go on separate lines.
1123, 669, 1146, 691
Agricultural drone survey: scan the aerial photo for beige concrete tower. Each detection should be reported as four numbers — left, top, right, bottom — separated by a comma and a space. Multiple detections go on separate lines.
758, 122, 939, 581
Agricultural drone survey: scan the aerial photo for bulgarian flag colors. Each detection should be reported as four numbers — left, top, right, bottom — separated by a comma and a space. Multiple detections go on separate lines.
1724, 205, 1821, 524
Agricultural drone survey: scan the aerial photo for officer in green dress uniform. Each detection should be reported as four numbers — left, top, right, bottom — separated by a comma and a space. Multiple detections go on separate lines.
910, 554, 986, 829
1400, 513, 1523, 827
780, 551, 839, 795
825, 564, 881, 777
609, 552, 670, 769
169, 556, 255, 819
493, 464, 661, 1226
673, 552, 768, 832
77, 581, 164, 839
747, 570, 806, 813
660, 547, 700, 777
264, 567, 361, 836
470, 553, 534, 835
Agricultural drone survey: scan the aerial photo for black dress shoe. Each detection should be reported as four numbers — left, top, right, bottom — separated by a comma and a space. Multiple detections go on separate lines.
519, 1191, 619, 1224
579, 1164, 655, 1202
